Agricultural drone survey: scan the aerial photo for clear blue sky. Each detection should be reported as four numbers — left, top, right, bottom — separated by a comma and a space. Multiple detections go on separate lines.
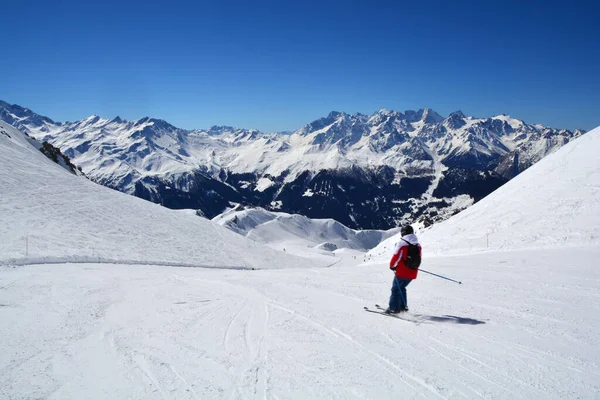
1, 0, 598, 132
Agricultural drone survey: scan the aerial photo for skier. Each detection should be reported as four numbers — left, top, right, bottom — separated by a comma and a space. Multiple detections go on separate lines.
386, 225, 422, 313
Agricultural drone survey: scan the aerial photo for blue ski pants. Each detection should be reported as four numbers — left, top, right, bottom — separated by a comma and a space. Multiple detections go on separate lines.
389, 277, 412, 311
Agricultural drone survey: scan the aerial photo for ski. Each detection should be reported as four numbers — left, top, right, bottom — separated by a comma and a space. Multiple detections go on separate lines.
364, 305, 424, 324
364, 306, 398, 318
374, 303, 411, 312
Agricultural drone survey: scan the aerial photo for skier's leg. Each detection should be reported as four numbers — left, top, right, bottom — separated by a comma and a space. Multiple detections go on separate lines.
398, 279, 411, 308
388, 277, 400, 311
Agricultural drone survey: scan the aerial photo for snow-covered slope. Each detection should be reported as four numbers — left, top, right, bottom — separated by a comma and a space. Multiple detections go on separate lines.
213, 206, 400, 251
368, 126, 600, 258
0, 121, 323, 269
0, 100, 584, 229
2, 246, 600, 398
0, 120, 84, 176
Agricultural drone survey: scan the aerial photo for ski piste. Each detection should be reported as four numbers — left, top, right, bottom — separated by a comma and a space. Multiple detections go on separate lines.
364, 305, 424, 324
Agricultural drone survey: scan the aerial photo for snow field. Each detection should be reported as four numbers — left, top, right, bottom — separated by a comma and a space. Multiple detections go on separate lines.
213, 206, 400, 252
1, 247, 599, 399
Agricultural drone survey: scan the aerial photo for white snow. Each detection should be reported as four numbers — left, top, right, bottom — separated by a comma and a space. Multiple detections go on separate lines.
254, 177, 274, 192
2, 248, 599, 399
369, 126, 600, 259
212, 207, 399, 254
1, 121, 600, 399
492, 114, 524, 130
0, 121, 321, 270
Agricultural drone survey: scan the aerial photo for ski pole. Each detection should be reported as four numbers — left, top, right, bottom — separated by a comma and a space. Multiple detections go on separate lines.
420, 268, 462, 285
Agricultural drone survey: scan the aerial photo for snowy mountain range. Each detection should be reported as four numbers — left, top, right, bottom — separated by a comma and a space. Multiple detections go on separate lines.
0, 100, 585, 229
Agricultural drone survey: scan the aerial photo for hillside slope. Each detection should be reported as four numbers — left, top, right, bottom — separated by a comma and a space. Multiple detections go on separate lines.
213, 206, 400, 251
368, 126, 600, 258
0, 121, 323, 269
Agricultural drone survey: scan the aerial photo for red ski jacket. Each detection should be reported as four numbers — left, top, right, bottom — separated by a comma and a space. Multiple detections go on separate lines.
389, 234, 422, 280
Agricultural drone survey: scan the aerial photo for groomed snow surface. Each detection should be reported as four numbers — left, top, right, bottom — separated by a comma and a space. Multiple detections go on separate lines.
3, 248, 599, 399
1, 122, 600, 399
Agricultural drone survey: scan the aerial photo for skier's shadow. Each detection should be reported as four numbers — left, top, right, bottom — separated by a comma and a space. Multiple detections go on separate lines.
422, 315, 486, 325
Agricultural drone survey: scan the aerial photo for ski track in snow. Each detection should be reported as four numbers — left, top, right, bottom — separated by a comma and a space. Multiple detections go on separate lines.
2, 247, 600, 399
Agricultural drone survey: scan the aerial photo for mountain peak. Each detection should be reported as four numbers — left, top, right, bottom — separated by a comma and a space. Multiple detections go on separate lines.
374, 109, 404, 120
445, 110, 467, 129
327, 111, 346, 119
0, 100, 57, 128
208, 125, 236, 134
420, 108, 444, 124
83, 115, 100, 122
449, 110, 465, 118
134, 116, 173, 127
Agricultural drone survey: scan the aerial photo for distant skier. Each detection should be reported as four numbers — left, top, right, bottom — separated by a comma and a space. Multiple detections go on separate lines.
385, 225, 422, 313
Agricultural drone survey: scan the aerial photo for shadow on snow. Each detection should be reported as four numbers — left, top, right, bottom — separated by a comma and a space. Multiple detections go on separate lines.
422, 315, 486, 325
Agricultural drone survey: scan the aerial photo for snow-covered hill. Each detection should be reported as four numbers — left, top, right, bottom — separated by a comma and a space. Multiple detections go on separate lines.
0, 121, 324, 269
0, 119, 84, 176
213, 206, 400, 252
0, 100, 584, 229
368, 126, 600, 258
